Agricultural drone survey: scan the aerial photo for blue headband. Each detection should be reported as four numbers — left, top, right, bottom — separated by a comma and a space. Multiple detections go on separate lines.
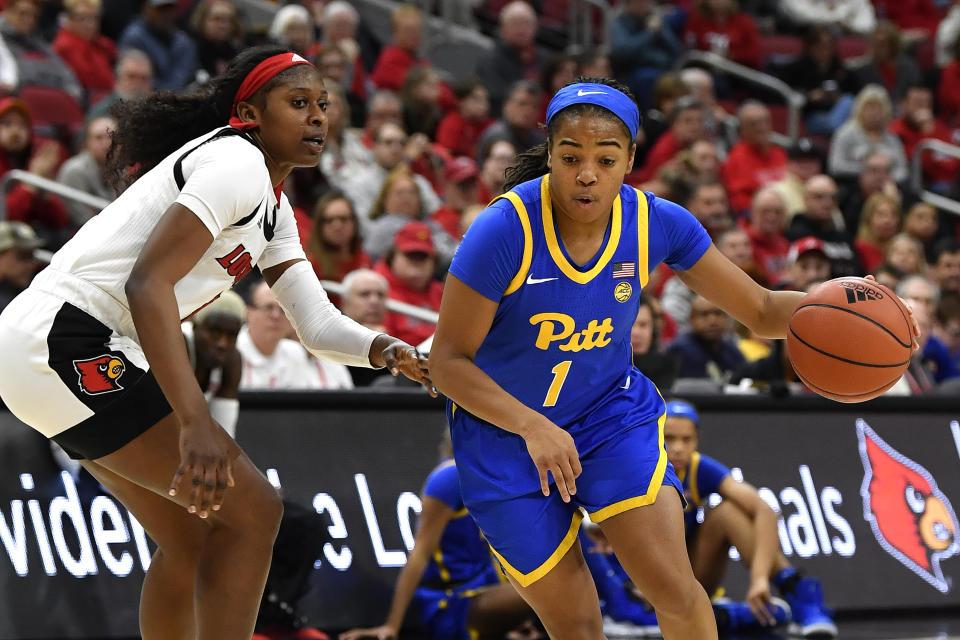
545, 82, 640, 142
665, 400, 699, 426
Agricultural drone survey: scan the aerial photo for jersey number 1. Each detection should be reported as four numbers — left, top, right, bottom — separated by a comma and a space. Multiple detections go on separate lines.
543, 361, 572, 407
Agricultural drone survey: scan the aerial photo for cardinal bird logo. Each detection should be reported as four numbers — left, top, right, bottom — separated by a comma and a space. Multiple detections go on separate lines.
73, 355, 126, 395
857, 419, 959, 593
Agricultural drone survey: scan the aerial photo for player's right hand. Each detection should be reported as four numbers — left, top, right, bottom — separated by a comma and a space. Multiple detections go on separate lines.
523, 422, 582, 503
169, 416, 235, 518
339, 625, 398, 640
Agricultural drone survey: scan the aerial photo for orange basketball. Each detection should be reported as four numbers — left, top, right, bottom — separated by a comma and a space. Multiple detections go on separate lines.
786, 277, 913, 403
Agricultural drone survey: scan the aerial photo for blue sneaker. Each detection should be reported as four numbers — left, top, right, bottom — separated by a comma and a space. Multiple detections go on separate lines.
713, 597, 791, 631
783, 578, 837, 638
601, 596, 660, 637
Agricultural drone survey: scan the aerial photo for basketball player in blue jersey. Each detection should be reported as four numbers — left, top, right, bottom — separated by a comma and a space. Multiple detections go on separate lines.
664, 400, 837, 638
340, 434, 534, 640
428, 76, 816, 640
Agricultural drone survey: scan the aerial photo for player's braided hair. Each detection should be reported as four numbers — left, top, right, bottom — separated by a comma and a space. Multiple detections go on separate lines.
503, 77, 640, 192
106, 45, 309, 192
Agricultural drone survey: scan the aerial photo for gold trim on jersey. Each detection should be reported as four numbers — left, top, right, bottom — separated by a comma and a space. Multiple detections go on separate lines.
541, 174, 622, 284
688, 451, 702, 507
496, 191, 534, 296
634, 189, 650, 288
433, 548, 452, 583
588, 395, 668, 523
488, 508, 585, 587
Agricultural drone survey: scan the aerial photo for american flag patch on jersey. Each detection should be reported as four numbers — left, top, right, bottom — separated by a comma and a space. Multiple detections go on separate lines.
612, 261, 635, 278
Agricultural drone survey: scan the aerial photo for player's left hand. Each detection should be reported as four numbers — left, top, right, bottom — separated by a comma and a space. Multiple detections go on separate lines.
866, 275, 922, 351
380, 339, 437, 397
746, 576, 777, 626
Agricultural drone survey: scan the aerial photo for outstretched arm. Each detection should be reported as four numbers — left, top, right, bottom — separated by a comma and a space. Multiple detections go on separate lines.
677, 246, 804, 339
339, 496, 454, 640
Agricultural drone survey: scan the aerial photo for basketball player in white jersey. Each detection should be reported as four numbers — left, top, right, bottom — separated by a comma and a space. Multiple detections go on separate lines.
0, 46, 432, 640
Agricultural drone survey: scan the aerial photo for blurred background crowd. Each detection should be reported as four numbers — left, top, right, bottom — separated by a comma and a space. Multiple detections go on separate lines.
0, 0, 958, 397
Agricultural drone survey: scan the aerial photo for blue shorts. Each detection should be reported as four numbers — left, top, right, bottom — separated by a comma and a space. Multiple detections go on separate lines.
413, 565, 502, 640
450, 406, 682, 588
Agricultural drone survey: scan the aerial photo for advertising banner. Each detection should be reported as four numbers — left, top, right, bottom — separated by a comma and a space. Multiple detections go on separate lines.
0, 393, 955, 638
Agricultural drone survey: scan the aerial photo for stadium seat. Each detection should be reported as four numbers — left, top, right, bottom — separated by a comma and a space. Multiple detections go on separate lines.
761, 35, 803, 66
17, 85, 85, 145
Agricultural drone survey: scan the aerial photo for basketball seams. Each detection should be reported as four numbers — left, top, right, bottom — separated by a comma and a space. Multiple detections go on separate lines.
794, 368, 900, 402
794, 303, 913, 349
788, 327, 911, 368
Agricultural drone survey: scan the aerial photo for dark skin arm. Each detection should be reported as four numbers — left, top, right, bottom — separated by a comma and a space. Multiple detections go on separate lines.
126, 204, 233, 519
339, 495, 454, 640
717, 477, 781, 625
261, 259, 435, 394
429, 275, 582, 502
214, 349, 242, 399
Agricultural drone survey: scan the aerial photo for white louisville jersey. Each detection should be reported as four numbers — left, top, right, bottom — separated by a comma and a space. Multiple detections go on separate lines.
31, 126, 306, 342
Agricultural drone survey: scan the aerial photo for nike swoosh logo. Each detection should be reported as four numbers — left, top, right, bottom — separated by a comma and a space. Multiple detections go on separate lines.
526, 275, 558, 285
620, 375, 631, 390
577, 89, 606, 96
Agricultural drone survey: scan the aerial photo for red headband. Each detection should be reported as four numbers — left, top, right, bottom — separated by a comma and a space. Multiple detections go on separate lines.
229, 52, 315, 131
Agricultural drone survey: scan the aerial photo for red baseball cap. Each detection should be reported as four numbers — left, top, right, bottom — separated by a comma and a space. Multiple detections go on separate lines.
787, 236, 827, 262
444, 156, 479, 184
393, 221, 436, 256
0, 97, 30, 122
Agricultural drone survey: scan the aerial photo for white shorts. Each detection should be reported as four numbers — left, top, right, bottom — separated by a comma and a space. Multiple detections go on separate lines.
0, 288, 172, 458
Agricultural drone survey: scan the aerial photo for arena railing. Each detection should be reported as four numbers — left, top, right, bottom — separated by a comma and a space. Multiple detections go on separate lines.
568, 0, 615, 55
0, 169, 441, 326
673, 50, 806, 145
910, 138, 960, 218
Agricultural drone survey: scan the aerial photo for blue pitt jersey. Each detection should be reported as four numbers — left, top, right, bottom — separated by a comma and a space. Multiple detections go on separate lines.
421, 460, 497, 587
679, 451, 731, 531
449, 175, 711, 445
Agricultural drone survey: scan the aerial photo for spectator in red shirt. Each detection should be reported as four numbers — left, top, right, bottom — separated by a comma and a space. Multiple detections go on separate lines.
722, 102, 788, 215
939, 38, 960, 125
889, 85, 960, 192
743, 186, 790, 284
634, 96, 705, 184
375, 221, 444, 348
371, 5, 426, 93
872, 0, 943, 37
435, 79, 494, 160
683, 0, 761, 68
0, 98, 70, 249
854, 192, 902, 272
305, 190, 372, 284
52, 0, 116, 99
431, 157, 481, 240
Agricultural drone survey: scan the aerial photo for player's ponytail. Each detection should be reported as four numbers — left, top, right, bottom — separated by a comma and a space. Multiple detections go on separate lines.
105, 45, 296, 192
503, 142, 548, 192
504, 77, 640, 193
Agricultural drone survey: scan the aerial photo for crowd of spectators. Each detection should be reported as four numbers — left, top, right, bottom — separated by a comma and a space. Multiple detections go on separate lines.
0, 0, 957, 395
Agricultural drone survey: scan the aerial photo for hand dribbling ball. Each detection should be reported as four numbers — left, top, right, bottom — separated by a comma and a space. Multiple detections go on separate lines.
787, 277, 913, 402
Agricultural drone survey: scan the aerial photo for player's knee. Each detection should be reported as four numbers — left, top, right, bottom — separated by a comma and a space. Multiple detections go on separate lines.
547, 614, 603, 640
217, 471, 283, 539
651, 574, 704, 619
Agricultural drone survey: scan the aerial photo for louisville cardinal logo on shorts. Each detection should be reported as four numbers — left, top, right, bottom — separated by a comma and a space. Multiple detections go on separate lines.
73, 354, 126, 395
857, 419, 959, 593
